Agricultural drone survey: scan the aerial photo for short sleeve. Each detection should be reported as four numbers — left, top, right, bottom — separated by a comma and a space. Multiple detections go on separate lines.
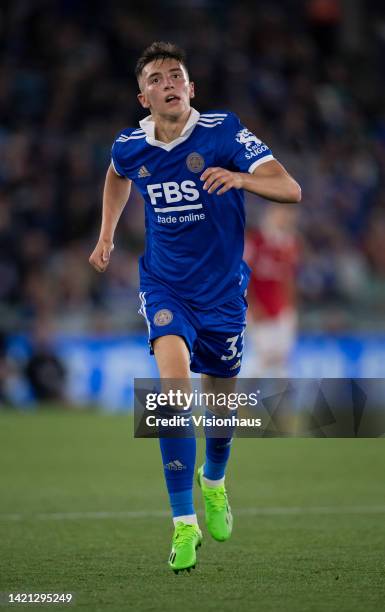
111, 137, 127, 177
217, 113, 274, 173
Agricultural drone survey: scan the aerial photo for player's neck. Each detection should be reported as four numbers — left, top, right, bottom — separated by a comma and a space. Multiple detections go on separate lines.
153, 109, 191, 144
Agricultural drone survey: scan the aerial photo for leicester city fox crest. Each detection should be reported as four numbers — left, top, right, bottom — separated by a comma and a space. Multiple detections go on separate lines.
186, 152, 205, 173
154, 309, 173, 326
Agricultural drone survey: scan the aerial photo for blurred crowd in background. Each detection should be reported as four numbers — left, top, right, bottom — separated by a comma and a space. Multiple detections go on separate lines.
1, 0, 385, 342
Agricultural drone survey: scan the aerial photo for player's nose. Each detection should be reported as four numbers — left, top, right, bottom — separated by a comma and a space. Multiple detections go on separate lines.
163, 77, 175, 89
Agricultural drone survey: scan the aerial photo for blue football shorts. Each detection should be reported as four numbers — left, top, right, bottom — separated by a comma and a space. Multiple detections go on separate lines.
138, 289, 247, 377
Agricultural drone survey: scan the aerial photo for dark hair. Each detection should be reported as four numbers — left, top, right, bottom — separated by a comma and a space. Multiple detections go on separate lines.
135, 41, 188, 80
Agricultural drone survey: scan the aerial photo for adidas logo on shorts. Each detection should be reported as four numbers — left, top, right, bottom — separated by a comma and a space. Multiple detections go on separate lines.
229, 359, 241, 370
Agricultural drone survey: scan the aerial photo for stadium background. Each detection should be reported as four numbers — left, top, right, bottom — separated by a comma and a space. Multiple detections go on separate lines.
1, 2, 385, 611
1, 0, 385, 407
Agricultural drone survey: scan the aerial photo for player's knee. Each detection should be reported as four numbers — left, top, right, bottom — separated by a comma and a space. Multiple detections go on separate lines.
153, 335, 191, 379
206, 404, 234, 418
160, 380, 193, 412
201, 375, 238, 416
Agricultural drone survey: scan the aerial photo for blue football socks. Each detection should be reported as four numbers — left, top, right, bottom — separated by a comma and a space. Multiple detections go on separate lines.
203, 409, 236, 482
158, 405, 196, 519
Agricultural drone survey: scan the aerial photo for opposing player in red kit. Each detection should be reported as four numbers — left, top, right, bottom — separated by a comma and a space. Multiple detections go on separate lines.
245, 204, 299, 377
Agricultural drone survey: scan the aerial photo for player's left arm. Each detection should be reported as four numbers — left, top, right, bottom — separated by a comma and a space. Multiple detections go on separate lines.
201, 159, 301, 203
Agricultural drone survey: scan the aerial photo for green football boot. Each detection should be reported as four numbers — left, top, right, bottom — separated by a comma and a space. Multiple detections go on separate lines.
168, 521, 202, 574
197, 465, 233, 542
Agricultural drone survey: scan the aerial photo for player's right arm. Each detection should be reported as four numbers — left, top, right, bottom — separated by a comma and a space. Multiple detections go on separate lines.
89, 164, 132, 273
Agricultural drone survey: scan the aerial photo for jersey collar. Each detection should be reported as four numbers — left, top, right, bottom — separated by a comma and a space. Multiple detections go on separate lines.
139, 108, 200, 151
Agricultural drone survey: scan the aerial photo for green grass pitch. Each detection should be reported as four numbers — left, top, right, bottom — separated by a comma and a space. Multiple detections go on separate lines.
0, 410, 384, 611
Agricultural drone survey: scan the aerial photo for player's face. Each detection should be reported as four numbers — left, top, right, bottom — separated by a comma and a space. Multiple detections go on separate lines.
137, 59, 194, 117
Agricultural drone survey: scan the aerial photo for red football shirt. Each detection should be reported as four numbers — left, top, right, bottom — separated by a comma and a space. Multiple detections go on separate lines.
245, 228, 299, 318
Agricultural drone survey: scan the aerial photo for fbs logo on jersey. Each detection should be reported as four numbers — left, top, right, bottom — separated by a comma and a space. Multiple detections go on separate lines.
138, 165, 151, 178
147, 180, 200, 205
154, 309, 173, 326
235, 128, 268, 160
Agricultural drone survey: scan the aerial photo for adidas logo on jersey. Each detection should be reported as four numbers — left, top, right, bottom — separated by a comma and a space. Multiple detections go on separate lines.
138, 165, 151, 178
164, 460, 186, 471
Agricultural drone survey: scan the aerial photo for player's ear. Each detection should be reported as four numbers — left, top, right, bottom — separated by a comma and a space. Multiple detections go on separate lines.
189, 81, 195, 99
137, 92, 150, 109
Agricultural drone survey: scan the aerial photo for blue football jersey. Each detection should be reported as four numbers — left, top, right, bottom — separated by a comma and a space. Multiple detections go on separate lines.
111, 108, 274, 307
